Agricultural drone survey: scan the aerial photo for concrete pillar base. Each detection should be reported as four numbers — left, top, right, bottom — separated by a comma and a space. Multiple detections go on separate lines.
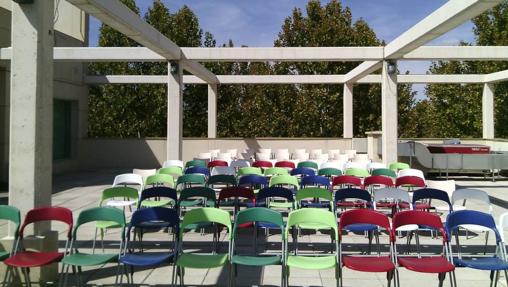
0, 231, 59, 286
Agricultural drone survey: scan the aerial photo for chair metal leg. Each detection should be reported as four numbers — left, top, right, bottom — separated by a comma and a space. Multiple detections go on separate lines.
92, 228, 98, 253
100, 228, 105, 252
114, 263, 121, 285
484, 231, 490, 255
2, 266, 12, 287
438, 272, 445, 287
22, 268, 31, 287
504, 270, 508, 287
494, 270, 500, 287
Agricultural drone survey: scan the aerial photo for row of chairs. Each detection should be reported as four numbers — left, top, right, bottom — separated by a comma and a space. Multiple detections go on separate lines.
195, 148, 364, 162
3, 204, 507, 286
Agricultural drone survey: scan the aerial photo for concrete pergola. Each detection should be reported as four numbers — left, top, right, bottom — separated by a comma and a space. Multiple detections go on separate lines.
2, 0, 508, 218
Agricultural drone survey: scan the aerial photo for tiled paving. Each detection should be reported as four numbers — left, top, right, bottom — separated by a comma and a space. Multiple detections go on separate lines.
1, 170, 508, 286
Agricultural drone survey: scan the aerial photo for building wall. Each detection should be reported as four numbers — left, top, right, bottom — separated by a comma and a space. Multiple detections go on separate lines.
0, 1, 88, 183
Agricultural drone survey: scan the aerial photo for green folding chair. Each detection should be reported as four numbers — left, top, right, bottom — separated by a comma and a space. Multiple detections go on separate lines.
207, 174, 237, 190
60, 207, 126, 287
295, 188, 334, 228
173, 208, 232, 286
237, 167, 263, 176
185, 159, 207, 169
344, 167, 370, 178
264, 167, 290, 177
269, 175, 299, 191
371, 168, 397, 178
178, 186, 217, 210
0, 206, 20, 261
318, 168, 342, 178
389, 162, 410, 172
95, 187, 137, 251
176, 174, 206, 190
284, 208, 339, 286
297, 161, 319, 170
145, 173, 174, 188
230, 208, 285, 287
158, 166, 183, 180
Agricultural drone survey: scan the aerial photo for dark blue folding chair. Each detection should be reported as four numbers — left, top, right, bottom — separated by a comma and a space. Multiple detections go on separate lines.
184, 166, 210, 178
300, 175, 331, 190
116, 207, 179, 285
256, 187, 294, 228
290, 167, 315, 178
138, 187, 178, 209
238, 174, 268, 190
412, 188, 453, 212
446, 210, 508, 287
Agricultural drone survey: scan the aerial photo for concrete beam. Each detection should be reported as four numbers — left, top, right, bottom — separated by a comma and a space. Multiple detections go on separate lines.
67, 0, 217, 84
485, 69, 508, 83
403, 46, 508, 61
482, 83, 495, 139
343, 84, 353, 138
166, 62, 183, 160
381, 61, 398, 165
397, 74, 485, 84
207, 84, 217, 138
344, 61, 382, 83
385, 0, 503, 58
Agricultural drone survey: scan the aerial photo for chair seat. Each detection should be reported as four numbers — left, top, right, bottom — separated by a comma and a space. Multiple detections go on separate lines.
268, 202, 293, 209
399, 202, 431, 210
257, 222, 283, 229
232, 255, 281, 266
342, 256, 395, 272
342, 223, 378, 232
436, 205, 466, 212
119, 252, 174, 267
301, 202, 331, 208
298, 223, 332, 230
395, 224, 419, 232
179, 200, 203, 208
453, 257, 508, 271
62, 253, 117, 266
5, 251, 64, 267
96, 220, 122, 229
375, 202, 397, 208
458, 224, 492, 233
287, 255, 337, 270
176, 253, 228, 269
140, 199, 173, 208
397, 257, 454, 273
106, 200, 137, 207
181, 222, 214, 230
336, 202, 371, 208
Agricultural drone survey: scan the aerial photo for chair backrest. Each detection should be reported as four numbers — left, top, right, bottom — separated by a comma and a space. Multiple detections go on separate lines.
294, 152, 310, 161
395, 176, 425, 188
328, 149, 341, 160
318, 167, 342, 178
290, 167, 316, 178
185, 159, 207, 168
209, 149, 221, 159
217, 153, 232, 161
363, 175, 394, 188
331, 175, 362, 189
286, 209, 338, 240
373, 188, 412, 210
252, 160, 273, 168
179, 187, 217, 206
74, 207, 125, 239
163, 160, 184, 169
296, 187, 333, 203
132, 169, 157, 181
446, 210, 501, 243
101, 187, 139, 203
397, 168, 425, 179
180, 208, 231, 239
256, 153, 271, 161
426, 180, 455, 199
218, 186, 256, 203
344, 149, 357, 159
310, 149, 322, 159
269, 175, 299, 190
20, 206, 73, 239
371, 168, 397, 178
339, 209, 392, 240
145, 174, 174, 188
176, 174, 206, 189
230, 159, 250, 169
412, 188, 452, 211
367, 162, 387, 171
211, 166, 236, 176
0, 205, 21, 238
353, 154, 369, 163
238, 167, 263, 176
297, 161, 319, 170
226, 149, 238, 158
498, 212, 508, 242
112, 173, 144, 189
238, 174, 268, 188
452, 188, 492, 213
128, 207, 180, 238
198, 152, 212, 160
256, 187, 294, 206
389, 162, 410, 171
185, 166, 210, 177
207, 174, 237, 187
274, 161, 295, 169
344, 167, 370, 177
208, 160, 228, 168
158, 166, 183, 177
264, 167, 290, 176
139, 187, 178, 207
275, 150, 290, 161
234, 208, 284, 235
334, 188, 372, 204
300, 175, 330, 188
320, 161, 345, 171
392, 210, 447, 241
336, 154, 350, 162
258, 148, 272, 155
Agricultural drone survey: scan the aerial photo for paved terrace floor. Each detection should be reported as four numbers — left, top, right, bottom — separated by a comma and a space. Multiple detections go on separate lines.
1, 170, 508, 286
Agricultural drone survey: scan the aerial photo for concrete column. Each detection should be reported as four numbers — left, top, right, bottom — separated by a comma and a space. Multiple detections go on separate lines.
9, 0, 54, 230
381, 61, 398, 165
166, 61, 183, 160
482, 83, 495, 139
207, 84, 217, 138
343, 83, 353, 138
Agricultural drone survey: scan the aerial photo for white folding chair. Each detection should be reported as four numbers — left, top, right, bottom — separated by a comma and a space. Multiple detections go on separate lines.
211, 166, 236, 176
344, 149, 357, 159
230, 159, 251, 169
256, 152, 271, 161
226, 149, 238, 159
111, 173, 143, 207
368, 162, 386, 172
320, 161, 345, 171
275, 149, 290, 161
198, 152, 212, 161
209, 149, 221, 159
398, 168, 425, 180
328, 149, 341, 160
336, 154, 350, 162
310, 149, 322, 160
132, 169, 156, 182
163, 160, 184, 169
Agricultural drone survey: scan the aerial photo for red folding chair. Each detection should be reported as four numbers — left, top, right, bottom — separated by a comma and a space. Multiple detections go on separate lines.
252, 160, 273, 169
332, 175, 363, 190
4, 206, 73, 286
395, 176, 428, 210
392, 210, 456, 287
218, 186, 256, 217
274, 160, 295, 169
339, 209, 395, 287
208, 160, 228, 169
364, 175, 394, 193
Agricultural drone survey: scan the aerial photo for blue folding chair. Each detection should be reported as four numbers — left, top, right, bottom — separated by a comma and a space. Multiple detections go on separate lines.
300, 175, 331, 190
412, 188, 453, 213
446, 210, 508, 287
255, 187, 294, 230
290, 167, 315, 178
116, 207, 179, 285
238, 174, 268, 190
184, 166, 210, 178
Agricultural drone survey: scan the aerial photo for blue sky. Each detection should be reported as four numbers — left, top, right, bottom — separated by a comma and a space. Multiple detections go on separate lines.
88, 0, 477, 98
